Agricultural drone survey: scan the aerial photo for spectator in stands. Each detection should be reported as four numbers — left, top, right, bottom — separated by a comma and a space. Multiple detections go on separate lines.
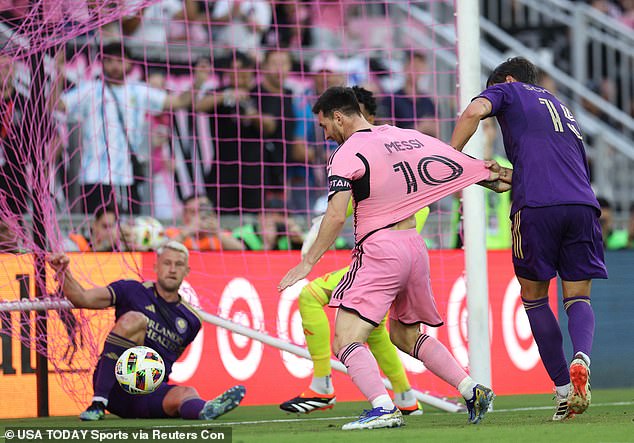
212, 0, 272, 58
262, 0, 312, 49
619, 0, 634, 27
597, 197, 630, 250
196, 52, 264, 214
66, 206, 132, 252
309, 0, 354, 51
58, 42, 193, 216
0, 54, 29, 218
124, 0, 203, 44
165, 194, 243, 251
289, 53, 346, 212
255, 49, 297, 201
378, 51, 437, 136
232, 198, 304, 250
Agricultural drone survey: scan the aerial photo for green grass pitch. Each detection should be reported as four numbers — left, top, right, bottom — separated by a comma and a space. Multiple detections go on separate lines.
1, 388, 633, 443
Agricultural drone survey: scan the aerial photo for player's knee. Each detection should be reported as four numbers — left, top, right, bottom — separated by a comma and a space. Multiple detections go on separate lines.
178, 386, 199, 401
389, 328, 408, 353
113, 311, 148, 338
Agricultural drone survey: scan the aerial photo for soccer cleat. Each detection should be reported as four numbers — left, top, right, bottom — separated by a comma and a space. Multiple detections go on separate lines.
397, 402, 423, 416
199, 385, 246, 420
279, 389, 336, 414
341, 406, 404, 430
79, 401, 105, 421
569, 357, 591, 414
552, 393, 575, 421
465, 384, 495, 424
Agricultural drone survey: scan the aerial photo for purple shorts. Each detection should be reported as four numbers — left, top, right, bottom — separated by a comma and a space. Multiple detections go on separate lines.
511, 205, 607, 281
106, 381, 174, 418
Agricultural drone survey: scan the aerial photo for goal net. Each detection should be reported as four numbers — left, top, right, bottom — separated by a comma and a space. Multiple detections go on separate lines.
0, 0, 495, 418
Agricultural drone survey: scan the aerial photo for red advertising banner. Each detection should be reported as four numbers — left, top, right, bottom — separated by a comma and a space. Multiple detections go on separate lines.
0, 250, 556, 417
147, 250, 557, 405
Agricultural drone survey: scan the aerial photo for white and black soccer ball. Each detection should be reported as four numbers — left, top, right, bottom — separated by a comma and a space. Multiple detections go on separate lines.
115, 346, 166, 395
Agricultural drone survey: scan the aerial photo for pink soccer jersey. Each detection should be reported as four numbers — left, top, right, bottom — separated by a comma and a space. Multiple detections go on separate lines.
327, 125, 491, 243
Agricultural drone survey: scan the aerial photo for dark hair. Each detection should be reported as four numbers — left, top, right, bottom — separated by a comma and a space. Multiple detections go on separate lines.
101, 42, 131, 60
94, 204, 117, 222
352, 86, 377, 117
312, 86, 362, 118
486, 57, 538, 87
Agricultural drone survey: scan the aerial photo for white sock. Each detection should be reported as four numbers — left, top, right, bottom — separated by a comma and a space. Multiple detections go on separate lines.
457, 376, 477, 400
371, 394, 395, 410
555, 383, 570, 399
393, 389, 417, 408
310, 375, 334, 395
574, 352, 591, 367
92, 396, 108, 407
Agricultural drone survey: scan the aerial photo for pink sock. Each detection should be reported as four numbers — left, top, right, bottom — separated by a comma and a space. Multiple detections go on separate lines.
411, 334, 468, 389
336, 342, 389, 404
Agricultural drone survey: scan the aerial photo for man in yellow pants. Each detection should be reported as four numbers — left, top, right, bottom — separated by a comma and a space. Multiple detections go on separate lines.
280, 86, 427, 415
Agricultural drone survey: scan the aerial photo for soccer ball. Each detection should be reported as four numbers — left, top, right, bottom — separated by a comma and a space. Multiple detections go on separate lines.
115, 346, 166, 395
132, 216, 165, 250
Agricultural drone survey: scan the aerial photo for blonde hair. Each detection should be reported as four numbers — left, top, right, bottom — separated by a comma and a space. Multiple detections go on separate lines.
157, 240, 189, 259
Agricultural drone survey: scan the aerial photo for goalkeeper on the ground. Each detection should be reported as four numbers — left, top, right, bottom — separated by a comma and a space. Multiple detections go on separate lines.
280, 86, 427, 415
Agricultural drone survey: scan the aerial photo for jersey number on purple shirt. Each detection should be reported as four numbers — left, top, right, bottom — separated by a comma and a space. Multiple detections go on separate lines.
538, 98, 583, 140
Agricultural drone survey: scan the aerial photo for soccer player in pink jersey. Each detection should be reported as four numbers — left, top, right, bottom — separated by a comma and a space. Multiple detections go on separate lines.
279, 86, 509, 430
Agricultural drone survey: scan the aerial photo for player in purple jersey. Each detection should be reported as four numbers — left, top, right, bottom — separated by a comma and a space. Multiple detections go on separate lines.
47, 241, 245, 421
279, 87, 505, 430
451, 57, 607, 421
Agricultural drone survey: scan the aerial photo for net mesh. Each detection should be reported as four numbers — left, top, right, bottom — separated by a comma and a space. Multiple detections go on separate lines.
0, 0, 463, 413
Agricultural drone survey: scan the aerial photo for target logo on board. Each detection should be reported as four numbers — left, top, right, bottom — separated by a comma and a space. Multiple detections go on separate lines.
217, 278, 264, 380
447, 276, 493, 368
502, 277, 540, 370
277, 280, 313, 378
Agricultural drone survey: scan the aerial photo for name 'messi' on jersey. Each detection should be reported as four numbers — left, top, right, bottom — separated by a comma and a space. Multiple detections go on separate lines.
383, 138, 425, 154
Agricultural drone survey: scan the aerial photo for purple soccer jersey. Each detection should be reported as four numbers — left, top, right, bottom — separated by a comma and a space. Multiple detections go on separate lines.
107, 280, 201, 376
478, 82, 600, 216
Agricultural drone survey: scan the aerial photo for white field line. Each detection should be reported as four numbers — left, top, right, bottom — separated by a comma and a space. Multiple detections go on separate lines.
143, 401, 634, 428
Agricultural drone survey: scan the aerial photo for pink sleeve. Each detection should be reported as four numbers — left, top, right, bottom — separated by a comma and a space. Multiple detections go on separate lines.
327, 147, 365, 198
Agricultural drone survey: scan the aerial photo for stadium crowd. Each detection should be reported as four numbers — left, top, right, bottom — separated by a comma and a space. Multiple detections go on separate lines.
0, 0, 633, 254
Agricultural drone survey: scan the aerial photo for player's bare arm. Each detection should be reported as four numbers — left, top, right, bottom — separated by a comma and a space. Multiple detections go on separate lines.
47, 253, 113, 309
450, 97, 493, 151
278, 190, 350, 291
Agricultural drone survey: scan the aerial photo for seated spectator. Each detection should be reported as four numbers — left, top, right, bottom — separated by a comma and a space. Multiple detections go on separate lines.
232, 199, 303, 250
65, 206, 132, 252
598, 197, 629, 250
378, 51, 437, 136
165, 195, 243, 251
